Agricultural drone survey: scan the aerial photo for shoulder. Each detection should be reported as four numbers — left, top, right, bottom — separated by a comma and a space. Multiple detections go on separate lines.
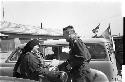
25, 52, 39, 62
26, 52, 33, 55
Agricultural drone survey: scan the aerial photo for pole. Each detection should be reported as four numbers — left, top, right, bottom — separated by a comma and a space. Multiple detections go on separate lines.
1, 1, 5, 21
119, 33, 120, 36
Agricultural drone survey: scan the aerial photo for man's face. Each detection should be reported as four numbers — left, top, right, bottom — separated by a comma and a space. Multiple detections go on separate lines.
63, 30, 70, 41
32, 45, 39, 53
63, 28, 75, 42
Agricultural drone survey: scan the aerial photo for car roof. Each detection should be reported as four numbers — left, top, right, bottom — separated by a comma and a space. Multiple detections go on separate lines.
41, 39, 68, 46
42, 38, 110, 45
82, 38, 110, 43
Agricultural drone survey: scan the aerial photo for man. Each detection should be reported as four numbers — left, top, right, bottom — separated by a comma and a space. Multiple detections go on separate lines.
63, 25, 91, 82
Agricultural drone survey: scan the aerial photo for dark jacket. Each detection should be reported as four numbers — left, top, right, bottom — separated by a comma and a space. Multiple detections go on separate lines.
68, 38, 92, 82
13, 39, 46, 81
69, 38, 91, 66
20, 52, 62, 81
20, 52, 44, 81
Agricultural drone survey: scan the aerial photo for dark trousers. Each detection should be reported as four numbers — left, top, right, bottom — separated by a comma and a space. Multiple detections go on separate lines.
58, 61, 91, 82
72, 62, 91, 82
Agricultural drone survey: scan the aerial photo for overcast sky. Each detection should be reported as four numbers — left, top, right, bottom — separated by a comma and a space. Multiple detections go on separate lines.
0, 0, 123, 37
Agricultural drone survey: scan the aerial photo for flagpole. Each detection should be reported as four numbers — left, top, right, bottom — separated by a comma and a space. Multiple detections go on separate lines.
111, 35, 115, 51
109, 23, 115, 51
2, 1, 5, 21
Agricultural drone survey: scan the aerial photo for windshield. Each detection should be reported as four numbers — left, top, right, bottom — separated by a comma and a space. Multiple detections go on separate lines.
85, 43, 107, 59
42, 45, 69, 60
42, 43, 107, 60
10, 47, 22, 61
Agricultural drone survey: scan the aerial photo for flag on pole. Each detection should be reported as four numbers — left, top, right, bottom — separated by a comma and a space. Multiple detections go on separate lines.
100, 24, 115, 50
92, 23, 100, 33
92, 34, 98, 38
101, 24, 111, 41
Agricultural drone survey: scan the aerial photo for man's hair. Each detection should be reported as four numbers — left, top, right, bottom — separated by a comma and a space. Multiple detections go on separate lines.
63, 25, 74, 31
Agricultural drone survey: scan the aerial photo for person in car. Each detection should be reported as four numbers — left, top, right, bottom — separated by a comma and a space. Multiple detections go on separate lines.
62, 25, 92, 82
13, 39, 64, 81
45, 46, 63, 60
45, 46, 59, 60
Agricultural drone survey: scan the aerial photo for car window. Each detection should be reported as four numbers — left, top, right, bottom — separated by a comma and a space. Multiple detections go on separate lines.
85, 43, 107, 59
10, 48, 22, 61
43, 46, 69, 60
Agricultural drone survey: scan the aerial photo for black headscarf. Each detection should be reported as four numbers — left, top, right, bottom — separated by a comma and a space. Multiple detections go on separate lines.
13, 39, 40, 74
22, 39, 40, 54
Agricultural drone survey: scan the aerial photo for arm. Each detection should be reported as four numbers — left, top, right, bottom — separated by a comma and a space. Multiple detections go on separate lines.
73, 38, 91, 61
27, 53, 50, 75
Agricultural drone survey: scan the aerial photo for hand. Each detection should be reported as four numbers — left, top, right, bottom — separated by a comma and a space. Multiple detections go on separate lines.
13, 71, 21, 77
49, 66, 58, 71
66, 64, 72, 70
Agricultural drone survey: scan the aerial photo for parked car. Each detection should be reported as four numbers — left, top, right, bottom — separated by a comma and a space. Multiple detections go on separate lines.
0, 38, 118, 82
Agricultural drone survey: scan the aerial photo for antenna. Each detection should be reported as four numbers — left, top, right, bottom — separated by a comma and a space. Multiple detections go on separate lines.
2, 1, 5, 21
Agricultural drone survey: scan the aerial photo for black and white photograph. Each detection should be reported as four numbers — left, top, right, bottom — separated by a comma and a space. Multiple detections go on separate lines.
0, 0, 124, 82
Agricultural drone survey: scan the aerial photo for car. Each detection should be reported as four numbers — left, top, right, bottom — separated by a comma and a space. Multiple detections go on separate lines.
41, 38, 118, 82
0, 38, 118, 82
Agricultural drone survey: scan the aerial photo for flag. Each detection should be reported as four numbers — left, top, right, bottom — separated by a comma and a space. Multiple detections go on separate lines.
99, 24, 115, 51
101, 24, 111, 41
92, 34, 98, 38
92, 24, 100, 33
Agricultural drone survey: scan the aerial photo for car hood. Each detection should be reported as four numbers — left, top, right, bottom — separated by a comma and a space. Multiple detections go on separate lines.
0, 52, 12, 63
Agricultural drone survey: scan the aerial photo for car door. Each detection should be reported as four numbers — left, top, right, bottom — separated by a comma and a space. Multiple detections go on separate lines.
0, 48, 22, 77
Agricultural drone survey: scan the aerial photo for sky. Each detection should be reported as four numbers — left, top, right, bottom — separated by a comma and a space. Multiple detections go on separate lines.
0, 0, 123, 38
